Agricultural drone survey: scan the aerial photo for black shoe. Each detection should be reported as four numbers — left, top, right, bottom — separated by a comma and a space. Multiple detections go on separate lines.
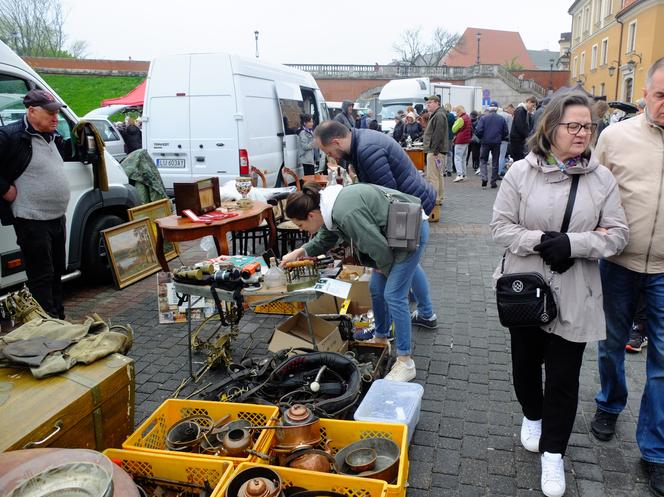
590, 409, 619, 441
446, 171, 452, 177
645, 461, 664, 497
491, 183, 498, 189
481, 180, 487, 189
626, 324, 648, 353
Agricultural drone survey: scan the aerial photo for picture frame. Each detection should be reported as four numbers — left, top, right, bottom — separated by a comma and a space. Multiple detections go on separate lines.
128, 198, 180, 262
102, 218, 162, 289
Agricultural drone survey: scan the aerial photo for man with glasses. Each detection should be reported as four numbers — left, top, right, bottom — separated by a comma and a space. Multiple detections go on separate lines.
422, 95, 448, 215
591, 57, 664, 497
0, 89, 70, 319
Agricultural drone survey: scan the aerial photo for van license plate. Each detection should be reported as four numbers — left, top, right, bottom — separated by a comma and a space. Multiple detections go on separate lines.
157, 158, 185, 168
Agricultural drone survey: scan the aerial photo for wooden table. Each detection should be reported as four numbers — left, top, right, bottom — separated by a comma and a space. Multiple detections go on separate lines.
154, 201, 277, 272
405, 148, 425, 171
302, 174, 342, 187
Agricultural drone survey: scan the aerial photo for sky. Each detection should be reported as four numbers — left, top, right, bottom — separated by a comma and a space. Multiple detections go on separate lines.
62, 0, 572, 64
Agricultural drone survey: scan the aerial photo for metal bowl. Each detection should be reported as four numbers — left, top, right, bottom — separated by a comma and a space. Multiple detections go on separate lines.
334, 438, 400, 483
344, 447, 377, 473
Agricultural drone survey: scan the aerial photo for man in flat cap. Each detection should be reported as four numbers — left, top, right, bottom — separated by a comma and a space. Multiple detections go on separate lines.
0, 89, 70, 319
421, 95, 448, 214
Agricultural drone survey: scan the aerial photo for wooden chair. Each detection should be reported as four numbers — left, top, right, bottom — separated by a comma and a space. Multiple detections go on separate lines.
277, 167, 309, 255
231, 166, 271, 255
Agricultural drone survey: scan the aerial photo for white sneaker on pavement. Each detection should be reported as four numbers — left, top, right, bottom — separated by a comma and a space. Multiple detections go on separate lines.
384, 359, 416, 382
541, 452, 566, 497
453, 175, 464, 182
520, 416, 542, 452
474, 168, 481, 175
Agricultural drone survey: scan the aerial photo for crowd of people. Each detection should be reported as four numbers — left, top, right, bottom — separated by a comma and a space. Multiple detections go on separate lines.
279, 56, 664, 497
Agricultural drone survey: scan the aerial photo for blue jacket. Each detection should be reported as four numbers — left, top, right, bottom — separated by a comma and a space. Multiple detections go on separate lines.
349, 128, 436, 215
476, 112, 508, 145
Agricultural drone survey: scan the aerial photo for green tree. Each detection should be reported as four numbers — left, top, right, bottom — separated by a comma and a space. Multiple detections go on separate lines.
0, 0, 88, 57
503, 57, 525, 71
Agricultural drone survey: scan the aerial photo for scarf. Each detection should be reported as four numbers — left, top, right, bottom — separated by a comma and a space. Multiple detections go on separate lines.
546, 153, 582, 172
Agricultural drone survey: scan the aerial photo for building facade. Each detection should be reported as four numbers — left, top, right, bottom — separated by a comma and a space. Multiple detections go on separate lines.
568, 0, 664, 101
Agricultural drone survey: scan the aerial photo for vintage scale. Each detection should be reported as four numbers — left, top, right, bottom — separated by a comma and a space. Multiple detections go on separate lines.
283, 260, 320, 291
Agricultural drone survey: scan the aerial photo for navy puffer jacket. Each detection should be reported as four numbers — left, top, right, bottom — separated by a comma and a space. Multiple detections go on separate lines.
349, 128, 436, 215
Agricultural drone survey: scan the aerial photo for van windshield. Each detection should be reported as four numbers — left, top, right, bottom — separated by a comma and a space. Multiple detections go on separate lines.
379, 104, 410, 120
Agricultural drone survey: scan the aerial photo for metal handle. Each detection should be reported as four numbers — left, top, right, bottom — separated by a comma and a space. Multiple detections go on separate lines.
23, 420, 64, 448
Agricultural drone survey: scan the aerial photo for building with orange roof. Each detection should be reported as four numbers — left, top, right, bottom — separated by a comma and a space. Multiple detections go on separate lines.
441, 28, 537, 69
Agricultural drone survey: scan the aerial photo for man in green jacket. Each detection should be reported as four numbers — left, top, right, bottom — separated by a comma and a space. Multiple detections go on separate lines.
422, 95, 448, 207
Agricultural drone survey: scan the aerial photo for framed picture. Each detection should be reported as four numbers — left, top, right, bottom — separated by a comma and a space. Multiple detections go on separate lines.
128, 199, 180, 261
102, 218, 162, 289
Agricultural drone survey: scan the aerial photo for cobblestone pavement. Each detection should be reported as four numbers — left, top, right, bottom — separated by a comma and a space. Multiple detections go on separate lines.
63, 172, 650, 497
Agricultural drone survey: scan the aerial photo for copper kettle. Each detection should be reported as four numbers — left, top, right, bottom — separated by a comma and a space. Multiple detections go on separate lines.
237, 478, 280, 497
219, 427, 253, 457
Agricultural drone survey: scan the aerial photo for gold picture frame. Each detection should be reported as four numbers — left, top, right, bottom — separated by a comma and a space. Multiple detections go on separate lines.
128, 199, 180, 262
102, 218, 162, 289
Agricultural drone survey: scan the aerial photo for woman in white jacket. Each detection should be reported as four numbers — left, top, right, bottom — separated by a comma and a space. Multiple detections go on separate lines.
491, 93, 629, 497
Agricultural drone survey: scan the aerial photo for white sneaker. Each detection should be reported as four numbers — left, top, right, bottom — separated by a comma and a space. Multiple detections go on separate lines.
520, 417, 542, 452
541, 452, 565, 497
453, 175, 463, 182
474, 168, 481, 175
384, 359, 416, 382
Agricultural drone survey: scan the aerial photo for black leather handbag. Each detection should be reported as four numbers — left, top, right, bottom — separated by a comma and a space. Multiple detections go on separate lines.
496, 174, 580, 328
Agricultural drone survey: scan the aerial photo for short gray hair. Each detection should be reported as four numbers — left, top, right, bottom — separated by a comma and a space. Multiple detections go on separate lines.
646, 57, 664, 88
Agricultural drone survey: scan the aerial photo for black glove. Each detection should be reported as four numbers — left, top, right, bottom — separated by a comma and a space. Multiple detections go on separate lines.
550, 258, 575, 274
534, 233, 571, 266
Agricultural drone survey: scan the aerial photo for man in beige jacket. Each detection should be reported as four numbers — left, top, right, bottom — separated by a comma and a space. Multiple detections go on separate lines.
591, 57, 664, 497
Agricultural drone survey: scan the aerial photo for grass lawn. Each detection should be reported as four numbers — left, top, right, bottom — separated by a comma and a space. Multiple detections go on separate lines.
40, 74, 145, 117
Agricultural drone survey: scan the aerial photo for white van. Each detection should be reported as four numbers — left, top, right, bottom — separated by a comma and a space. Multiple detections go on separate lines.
378, 77, 483, 135
0, 41, 140, 291
143, 53, 329, 190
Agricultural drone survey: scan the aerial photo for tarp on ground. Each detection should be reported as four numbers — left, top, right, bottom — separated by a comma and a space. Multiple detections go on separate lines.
101, 80, 146, 107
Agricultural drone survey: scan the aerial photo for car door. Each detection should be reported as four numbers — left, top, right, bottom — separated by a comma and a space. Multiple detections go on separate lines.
275, 81, 304, 174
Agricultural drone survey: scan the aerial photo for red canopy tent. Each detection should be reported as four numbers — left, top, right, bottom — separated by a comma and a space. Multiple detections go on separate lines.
101, 80, 146, 107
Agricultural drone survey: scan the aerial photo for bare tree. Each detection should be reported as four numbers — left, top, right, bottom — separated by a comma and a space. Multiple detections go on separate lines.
393, 26, 460, 66
392, 27, 425, 66
0, 0, 87, 57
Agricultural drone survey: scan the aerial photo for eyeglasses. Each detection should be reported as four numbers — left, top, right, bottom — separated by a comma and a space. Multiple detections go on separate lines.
557, 122, 598, 135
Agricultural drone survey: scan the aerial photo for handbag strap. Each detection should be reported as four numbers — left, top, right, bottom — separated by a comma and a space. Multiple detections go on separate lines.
560, 174, 580, 233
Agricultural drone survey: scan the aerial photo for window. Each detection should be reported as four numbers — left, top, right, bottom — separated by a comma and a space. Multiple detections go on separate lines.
600, 82, 606, 96
627, 21, 637, 53
580, 52, 586, 74
573, 56, 579, 78
591, 85, 596, 95
601, 38, 609, 65
595, 0, 602, 24
584, 6, 591, 33
591, 45, 598, 70
624, 77, 634, 102
575, 13, 583, 40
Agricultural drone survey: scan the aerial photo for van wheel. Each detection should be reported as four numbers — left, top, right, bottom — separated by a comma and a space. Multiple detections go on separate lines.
82, 214, 124, 282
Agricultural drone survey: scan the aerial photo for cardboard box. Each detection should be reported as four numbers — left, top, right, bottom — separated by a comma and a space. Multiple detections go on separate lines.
339, 265, 372, 315
268, 312, 345, 353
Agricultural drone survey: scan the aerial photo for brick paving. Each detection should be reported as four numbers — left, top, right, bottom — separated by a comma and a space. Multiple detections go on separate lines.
62, 172, 650, 496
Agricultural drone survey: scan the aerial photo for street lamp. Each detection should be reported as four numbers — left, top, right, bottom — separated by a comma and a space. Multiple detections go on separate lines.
549, 58, 555, 91
254, 30, 259, 59
476, 32, 482, 66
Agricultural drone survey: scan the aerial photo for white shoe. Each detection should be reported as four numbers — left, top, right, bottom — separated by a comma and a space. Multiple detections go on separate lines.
520, 417, 542, 452
541, 452, 565, 497
453, 175, 463, 182
474, 168, 481, 175
384, 359, 416, 382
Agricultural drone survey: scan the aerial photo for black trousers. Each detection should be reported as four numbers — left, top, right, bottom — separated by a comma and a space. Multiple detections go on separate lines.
13, 216, 67, 319
467, 142, 480, 169
509, 326, 586, 455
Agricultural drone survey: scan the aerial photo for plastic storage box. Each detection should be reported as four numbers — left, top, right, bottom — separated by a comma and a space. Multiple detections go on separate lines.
354, 379, 424, 444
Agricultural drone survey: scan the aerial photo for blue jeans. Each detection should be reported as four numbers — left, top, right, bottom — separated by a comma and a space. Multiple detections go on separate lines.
498, 141, 509, 175
596, 260, 664, 463
370, 220, 432, 356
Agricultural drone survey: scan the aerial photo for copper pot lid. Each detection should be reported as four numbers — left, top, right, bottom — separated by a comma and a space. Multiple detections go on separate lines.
238, 478, 279, 497
283, 404, 313, 424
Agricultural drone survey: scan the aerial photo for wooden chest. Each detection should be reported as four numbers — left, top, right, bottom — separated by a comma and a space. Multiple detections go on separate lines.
405, 148, 425, 171
0, 353, 135, 452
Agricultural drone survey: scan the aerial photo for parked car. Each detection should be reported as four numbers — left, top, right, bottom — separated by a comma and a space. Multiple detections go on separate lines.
83, 105, 145, 162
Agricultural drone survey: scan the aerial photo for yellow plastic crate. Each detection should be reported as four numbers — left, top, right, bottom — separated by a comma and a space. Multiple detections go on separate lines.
217, 462, 387, 497
253, 300, 304, 315
104, 448, 233, 496
122, 399, 279, 465
261, 418, 409, 497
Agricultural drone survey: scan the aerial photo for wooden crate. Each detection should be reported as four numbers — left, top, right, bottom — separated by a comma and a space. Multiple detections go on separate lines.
0, 353, 134, 452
